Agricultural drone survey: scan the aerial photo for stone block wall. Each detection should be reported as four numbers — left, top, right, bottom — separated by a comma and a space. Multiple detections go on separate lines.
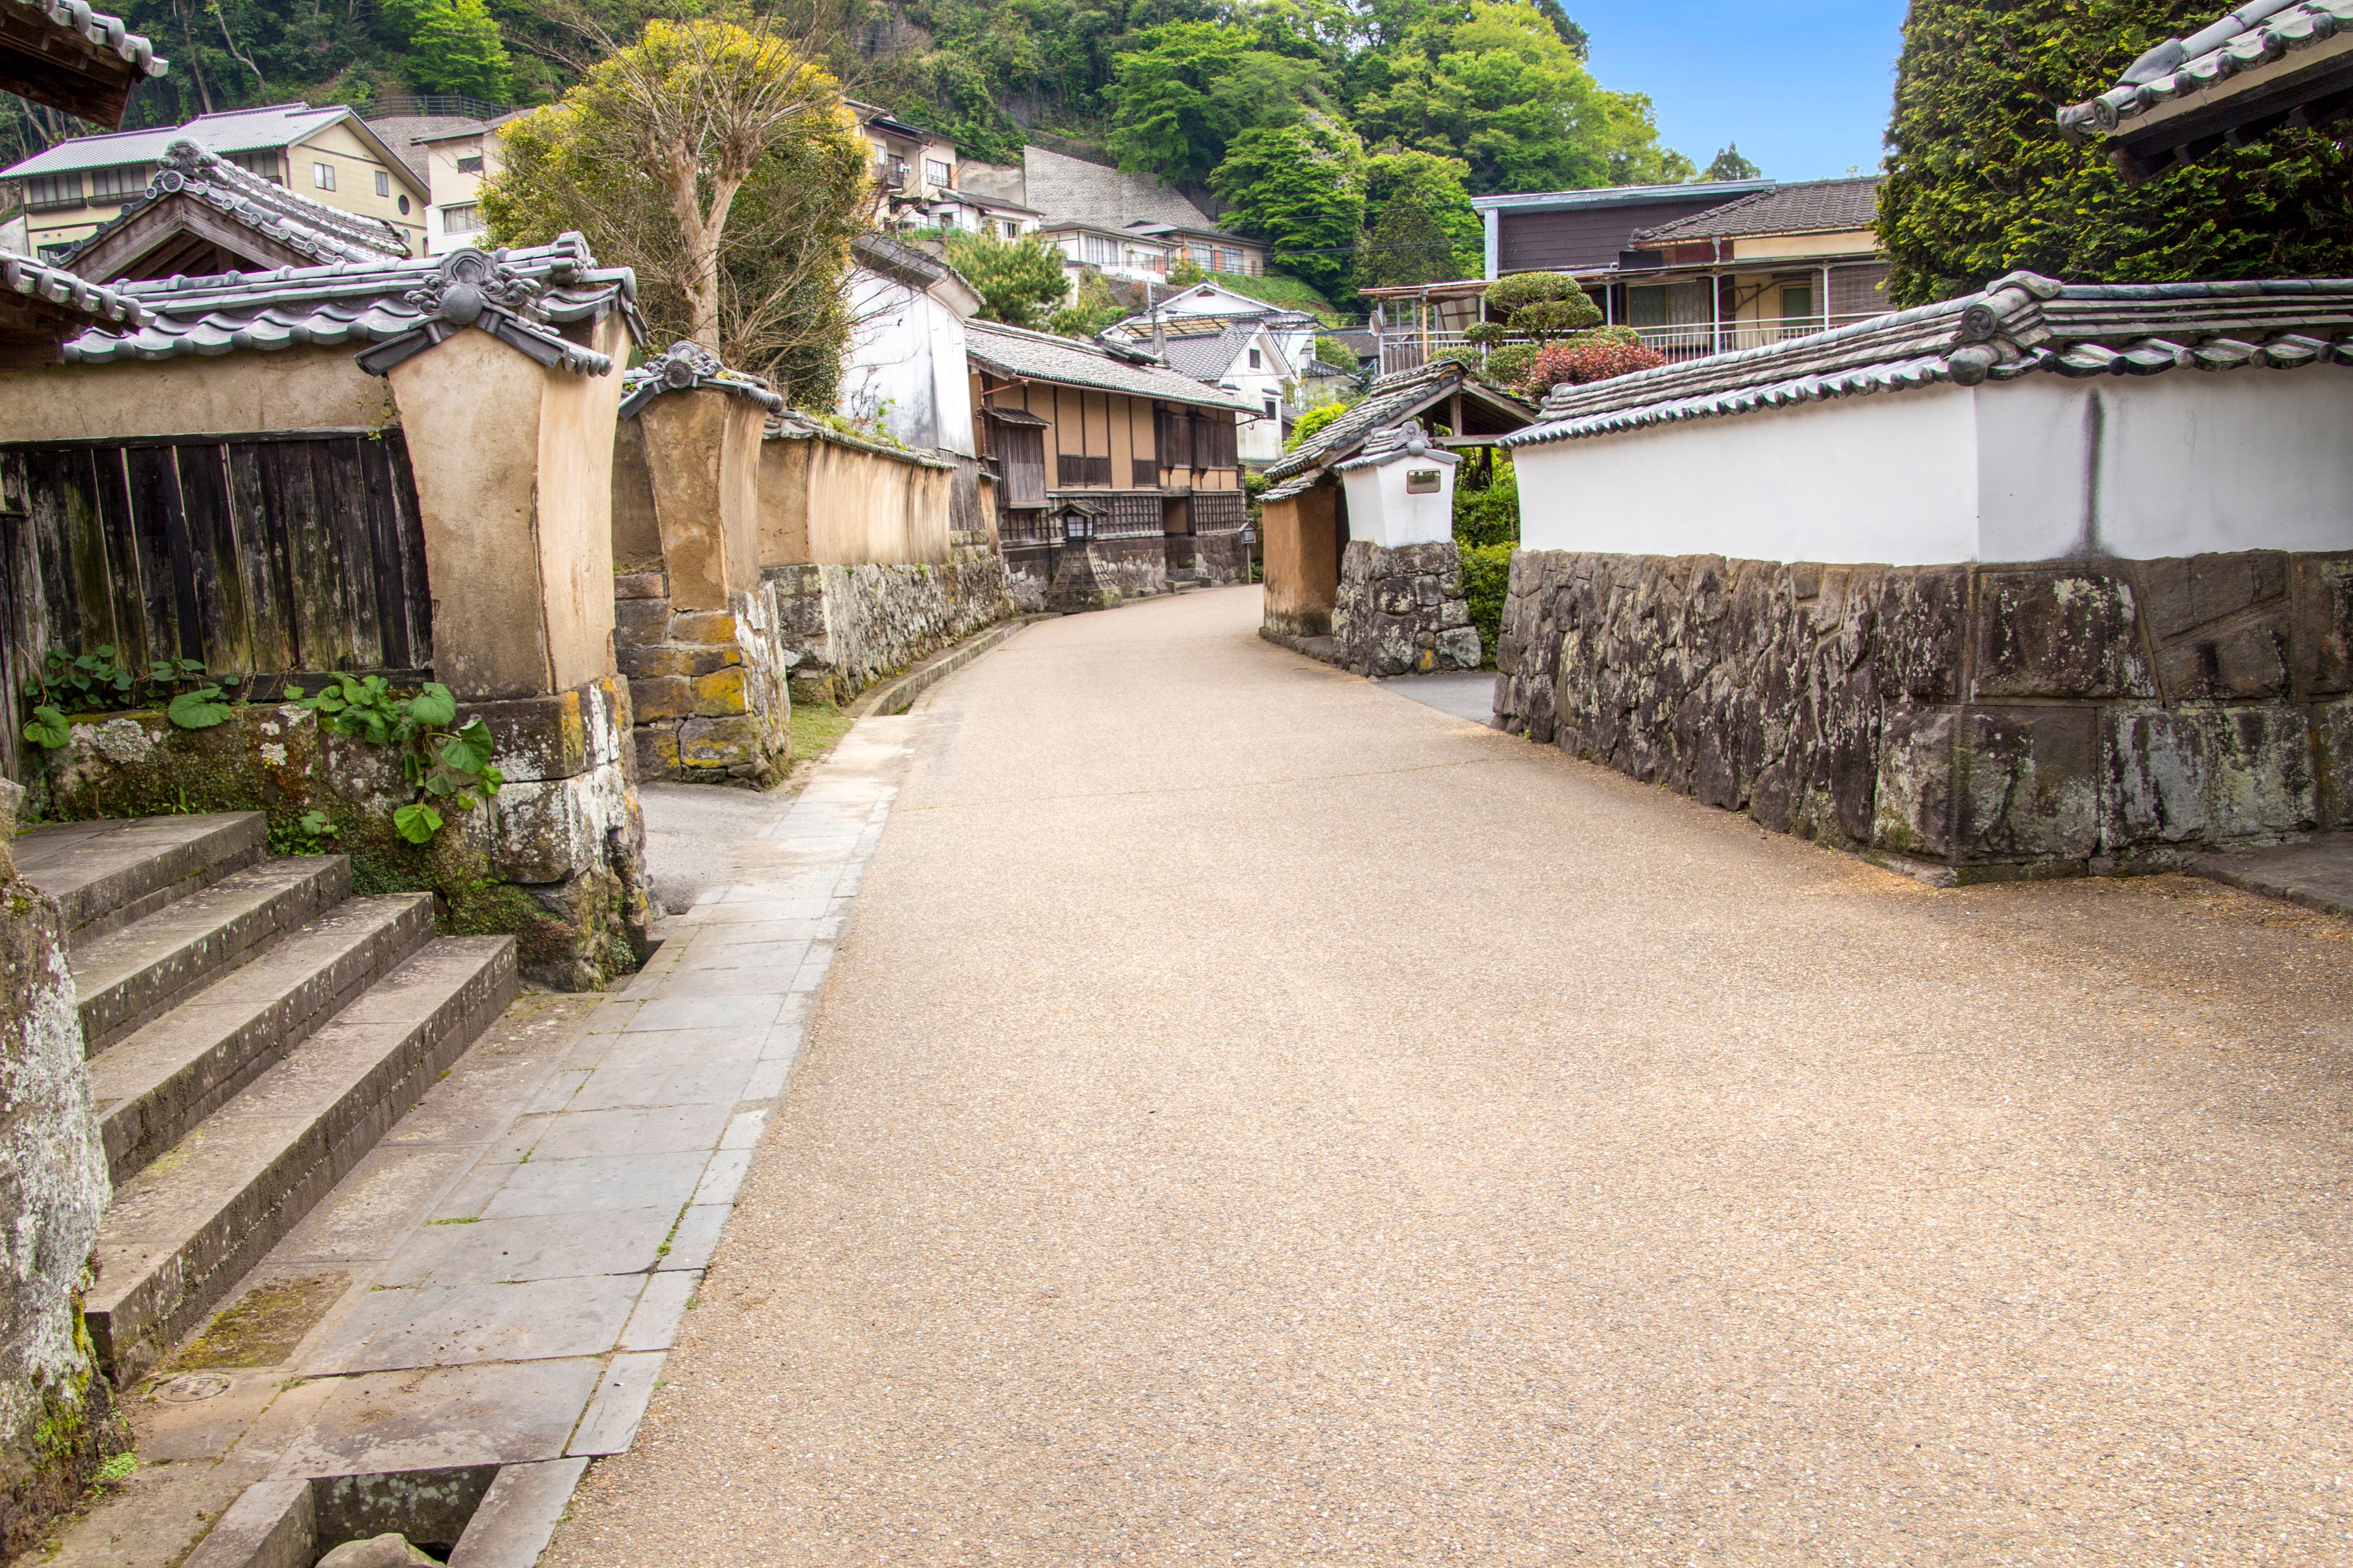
32, 682, 651, 989
1332, 540, 1481, 677
0, 782, 114, 1554
1167, 531, 1252, 585
615, 566, 792, 786
1005, 538, 1170, 615
768, 543, 1014, 705
1497, 548, 2353, 879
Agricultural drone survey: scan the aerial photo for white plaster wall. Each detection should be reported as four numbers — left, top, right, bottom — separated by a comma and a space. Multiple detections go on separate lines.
1514, 388, 1981, 564
1514, 369, 2353, 565
839, 269, 977, 458
1342, 458, 1457, 548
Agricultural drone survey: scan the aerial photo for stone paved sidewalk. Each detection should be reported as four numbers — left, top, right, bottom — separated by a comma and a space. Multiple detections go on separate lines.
52, 709, 934, 1566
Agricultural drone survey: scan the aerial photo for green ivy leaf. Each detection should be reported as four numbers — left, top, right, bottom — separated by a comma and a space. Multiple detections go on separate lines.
425, 771, 458, 797
407, 683, 458, 729
22, 705, 68, 749
298, 809, 338, 838
166, 686, 234, 730
478, 763, 504, 795
393, 802, 443, 843
438, 718, 495, 776
178, 658, 206, 674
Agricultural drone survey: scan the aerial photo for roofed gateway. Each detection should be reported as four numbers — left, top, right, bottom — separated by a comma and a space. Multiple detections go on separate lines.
65, 138, 411, 282
0, 0, 165, 128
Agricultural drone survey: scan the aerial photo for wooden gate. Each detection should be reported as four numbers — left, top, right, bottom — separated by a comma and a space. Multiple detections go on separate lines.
0, 429, 432, 783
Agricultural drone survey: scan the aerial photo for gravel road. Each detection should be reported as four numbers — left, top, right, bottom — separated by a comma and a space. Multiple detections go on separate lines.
547, 585, 2353, 1566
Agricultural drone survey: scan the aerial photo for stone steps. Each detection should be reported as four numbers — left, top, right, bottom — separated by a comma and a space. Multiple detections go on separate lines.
14, 809, 519, 1380
72, 856, 352, 1053
85, 938, 516, 1377
12, 811, 263, 946
89, 893, 438, 1186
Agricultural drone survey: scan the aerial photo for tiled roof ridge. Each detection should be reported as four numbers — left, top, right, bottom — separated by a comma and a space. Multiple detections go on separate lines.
619, 339, 784, 418
1, 249, 151, 328
2058, 0, 2352, 138
1631, 175, 1884, 245
6, 0, 166, 79
1504, 271, 2353, 449
1261, 361, 1467, 482
69, 138, 408, 275
59, 234, 643, 376
965, 315, 1257, 410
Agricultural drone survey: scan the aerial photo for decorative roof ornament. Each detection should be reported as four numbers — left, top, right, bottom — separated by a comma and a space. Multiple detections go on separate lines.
353, 246, 611, 377
618, 339, 786, 419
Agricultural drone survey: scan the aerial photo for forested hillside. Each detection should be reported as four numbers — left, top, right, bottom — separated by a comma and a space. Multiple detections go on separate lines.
1, 0, 1757, 298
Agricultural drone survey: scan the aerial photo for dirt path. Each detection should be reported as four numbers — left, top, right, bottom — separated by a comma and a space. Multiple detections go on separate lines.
546, 585, 2353, 1566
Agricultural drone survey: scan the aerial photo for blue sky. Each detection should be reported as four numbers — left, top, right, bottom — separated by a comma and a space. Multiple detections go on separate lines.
1575, 1, 1913, 182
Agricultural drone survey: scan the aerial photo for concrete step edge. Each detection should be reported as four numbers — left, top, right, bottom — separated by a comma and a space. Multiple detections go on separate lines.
75, 856, 354, 1055
91, 893, 439, 1187
84, 936, 519, 1380
13, 811, 266, 948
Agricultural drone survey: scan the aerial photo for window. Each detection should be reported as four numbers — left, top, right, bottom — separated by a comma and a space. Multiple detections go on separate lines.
88, 164, 148, 200
1264, 398, 1278, 416
1001, 219, 1019, 239
1627, 285, 1669, 328
1081, 233, 1118, 266
925, 158, 951, 188
1780, 284, 1814, 322
1218, 247, 1241, 272
312, 161, 336, 191
455, 154, 484, 175
1247, 347, 1262, 369
20, 173, 82, 211
374, 169, 390, 197
443, 203, 484, 235
227, 151, 281, 183
1190, 244, 1213, 268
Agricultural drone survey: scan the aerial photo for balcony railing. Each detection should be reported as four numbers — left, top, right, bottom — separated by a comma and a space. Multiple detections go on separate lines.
1378, 314, 1889, 378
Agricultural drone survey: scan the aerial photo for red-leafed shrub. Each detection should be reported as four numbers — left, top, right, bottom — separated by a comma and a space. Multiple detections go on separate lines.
1517, 336, 1667, 397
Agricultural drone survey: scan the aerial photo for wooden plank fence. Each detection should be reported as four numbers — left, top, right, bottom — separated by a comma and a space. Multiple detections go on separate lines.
0, 430, 432, 784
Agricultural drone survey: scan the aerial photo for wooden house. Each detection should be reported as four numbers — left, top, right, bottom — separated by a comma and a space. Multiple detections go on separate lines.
965, 318, 1259, 602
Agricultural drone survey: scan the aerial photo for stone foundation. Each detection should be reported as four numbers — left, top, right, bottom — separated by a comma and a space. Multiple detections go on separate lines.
768, 543, 1014, 705
0, 783, 114, 1553
1332, 540, 1481, 677
1167, 531, 1252, 585
1005, 536, 1171, 615
1498, 548, 2353, 879
29, 679, 651, 989
615, 568, 792, 786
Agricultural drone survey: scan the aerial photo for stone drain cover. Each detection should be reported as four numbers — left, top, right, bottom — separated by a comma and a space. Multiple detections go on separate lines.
154, 1372, 232, 1403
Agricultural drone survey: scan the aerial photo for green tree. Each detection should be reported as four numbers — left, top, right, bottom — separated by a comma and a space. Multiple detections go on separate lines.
483, 21, 870, 398
1209, 112, 1366, 298
1361, 149, 1480, 279
945, 231, 1074, 329
1881, 0, 2353, 305
396, 0, 514, 102
1354, 1, 1681, 195
1049, 268, 1129, 338
1359, 198, 1456, 289
1704, 142, 1761, 181
1104, 21, 1331, 189
1599, 91, 1695, 186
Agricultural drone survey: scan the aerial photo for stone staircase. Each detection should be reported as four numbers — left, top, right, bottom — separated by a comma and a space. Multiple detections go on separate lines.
15, 812, 516, 1379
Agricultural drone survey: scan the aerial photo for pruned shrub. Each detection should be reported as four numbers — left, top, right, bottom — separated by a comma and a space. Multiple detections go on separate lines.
1517, 335, 1668, 396
1482, 272, 1580, 314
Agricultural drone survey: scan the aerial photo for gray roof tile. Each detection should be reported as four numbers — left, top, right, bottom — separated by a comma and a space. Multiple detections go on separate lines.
5, 0, 165, 82
359, 114, 485, 183
1263, 362, 1532, 483
68, 138, 408, 276
965, 318, 1253, 411
1, 249, 151, 328
2059, 0, 2353, 138
1505, 272, 2353, 448
1634, 177, 1883, 244
58, 232, 639, 375
3, 101, 356, 178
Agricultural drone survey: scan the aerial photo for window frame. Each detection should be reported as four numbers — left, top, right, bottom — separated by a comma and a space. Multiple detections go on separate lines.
442, 202, 484, 235
312, 161, 336, 192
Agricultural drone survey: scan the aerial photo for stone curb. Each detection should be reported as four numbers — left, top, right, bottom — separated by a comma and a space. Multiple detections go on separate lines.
2189, 840, 2353, 920
846, 617, 1036, 720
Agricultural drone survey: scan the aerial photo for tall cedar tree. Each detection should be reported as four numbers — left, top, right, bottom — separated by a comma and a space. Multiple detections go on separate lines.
1880, 0, 2353, 305
1209, 112, 1365, 298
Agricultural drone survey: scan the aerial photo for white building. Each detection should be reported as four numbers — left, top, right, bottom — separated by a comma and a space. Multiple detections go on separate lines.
839, 232, 981, 459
